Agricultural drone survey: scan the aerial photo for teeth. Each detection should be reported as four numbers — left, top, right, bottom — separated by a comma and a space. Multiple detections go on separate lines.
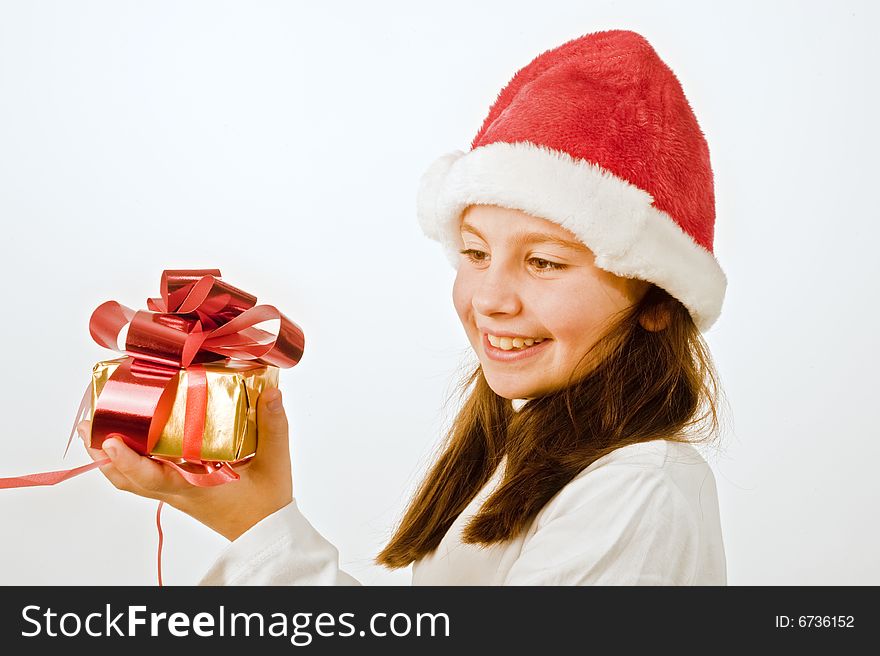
486, 333, 546, 350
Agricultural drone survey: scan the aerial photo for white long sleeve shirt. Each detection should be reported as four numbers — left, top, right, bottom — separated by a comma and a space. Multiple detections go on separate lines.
198, 401, 727, 586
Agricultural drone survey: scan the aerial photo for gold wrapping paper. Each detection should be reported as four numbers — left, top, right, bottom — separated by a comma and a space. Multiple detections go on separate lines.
87, 357, 279, 461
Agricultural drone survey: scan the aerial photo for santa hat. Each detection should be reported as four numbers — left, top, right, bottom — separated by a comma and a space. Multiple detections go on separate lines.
416, 29, 726, 332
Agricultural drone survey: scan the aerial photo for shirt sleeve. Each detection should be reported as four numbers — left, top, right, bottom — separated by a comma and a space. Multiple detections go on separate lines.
502, 463, 700, 585
197, 498, 362, 586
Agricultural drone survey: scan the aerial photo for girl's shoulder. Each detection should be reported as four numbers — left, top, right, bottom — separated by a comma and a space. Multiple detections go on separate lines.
581, 438, 710, 473
533, 439, 719, 530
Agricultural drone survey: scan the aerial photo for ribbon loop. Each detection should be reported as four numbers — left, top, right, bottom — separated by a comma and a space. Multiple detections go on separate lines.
124, 311, 202, 368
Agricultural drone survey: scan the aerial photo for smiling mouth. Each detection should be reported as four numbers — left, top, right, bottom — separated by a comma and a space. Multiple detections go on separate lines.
482, 333, 551, 361
486, 334, 546, 351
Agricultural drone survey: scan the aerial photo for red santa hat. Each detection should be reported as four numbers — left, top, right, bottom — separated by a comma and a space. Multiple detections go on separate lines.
416, 29, 726, 332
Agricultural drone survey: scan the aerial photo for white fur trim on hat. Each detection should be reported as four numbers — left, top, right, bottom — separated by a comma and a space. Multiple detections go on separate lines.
416, 141, 727, 332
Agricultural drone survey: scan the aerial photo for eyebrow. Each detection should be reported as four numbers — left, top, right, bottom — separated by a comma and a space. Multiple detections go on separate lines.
460, 221, 589, 253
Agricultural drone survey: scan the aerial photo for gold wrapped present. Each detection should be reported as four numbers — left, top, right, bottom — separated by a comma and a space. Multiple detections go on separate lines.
86, 357, 278, 461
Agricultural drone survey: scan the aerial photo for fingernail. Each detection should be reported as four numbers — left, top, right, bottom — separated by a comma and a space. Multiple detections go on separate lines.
102, 438, 119, 457
267, 389, 283, 412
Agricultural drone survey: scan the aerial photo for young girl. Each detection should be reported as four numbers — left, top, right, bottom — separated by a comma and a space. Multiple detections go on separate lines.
79, 29, 728, 585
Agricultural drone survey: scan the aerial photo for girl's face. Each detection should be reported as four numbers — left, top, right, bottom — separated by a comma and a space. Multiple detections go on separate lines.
452, 204, 649, 400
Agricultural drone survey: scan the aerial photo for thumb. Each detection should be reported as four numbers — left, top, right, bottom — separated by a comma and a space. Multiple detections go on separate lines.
101, 436, 175, 493
255, 388, 290, 459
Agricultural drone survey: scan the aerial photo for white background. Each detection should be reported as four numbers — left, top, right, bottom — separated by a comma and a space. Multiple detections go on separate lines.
0, 0, 877, 585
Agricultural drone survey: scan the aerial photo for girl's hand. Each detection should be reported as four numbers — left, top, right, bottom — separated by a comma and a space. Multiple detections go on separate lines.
77, 388, 293, 541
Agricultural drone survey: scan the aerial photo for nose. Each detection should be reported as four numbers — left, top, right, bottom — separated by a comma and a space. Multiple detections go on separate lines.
471, 261, 522, 318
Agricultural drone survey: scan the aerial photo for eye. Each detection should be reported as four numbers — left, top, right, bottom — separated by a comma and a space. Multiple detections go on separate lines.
459, 248, 488, 264
528, 257, 567, 272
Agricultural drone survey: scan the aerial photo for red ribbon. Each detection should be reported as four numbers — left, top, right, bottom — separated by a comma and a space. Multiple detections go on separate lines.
0, 269, 306, 584
0, 459, 110, 489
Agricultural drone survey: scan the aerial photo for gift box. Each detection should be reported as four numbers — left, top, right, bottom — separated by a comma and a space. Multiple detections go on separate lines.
81, 269, 305, 470
87, 357, 279, 462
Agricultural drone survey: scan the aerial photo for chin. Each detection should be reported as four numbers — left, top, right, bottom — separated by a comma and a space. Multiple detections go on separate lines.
484, 372, 559, 400
482, 376, 535, 400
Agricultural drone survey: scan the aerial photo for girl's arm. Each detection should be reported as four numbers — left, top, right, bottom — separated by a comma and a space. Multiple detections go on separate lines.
197, 498, 362, 585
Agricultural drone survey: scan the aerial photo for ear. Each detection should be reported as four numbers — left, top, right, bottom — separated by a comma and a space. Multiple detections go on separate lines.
638, 303, 671, 332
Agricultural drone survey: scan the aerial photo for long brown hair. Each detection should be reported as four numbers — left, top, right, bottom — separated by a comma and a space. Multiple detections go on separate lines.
374, 283, 727, 569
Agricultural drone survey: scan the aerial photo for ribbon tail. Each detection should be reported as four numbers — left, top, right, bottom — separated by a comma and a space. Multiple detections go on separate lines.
64, 380, 93, 459
0, 458, 110, 489
161, 461, 240, 487
156, 500, 165, 587
151, 461, 238, 587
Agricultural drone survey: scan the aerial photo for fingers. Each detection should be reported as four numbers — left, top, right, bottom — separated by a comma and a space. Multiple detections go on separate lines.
76, 421, 183, 498
255, 388, 290, 463
78, 422, 136, 492
100, 437, 178, 493
76, 420, 91, 446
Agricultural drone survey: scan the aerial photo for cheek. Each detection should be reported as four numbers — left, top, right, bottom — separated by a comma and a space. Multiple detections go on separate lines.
544, 285, 615, 347
452, 271, 472, 325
